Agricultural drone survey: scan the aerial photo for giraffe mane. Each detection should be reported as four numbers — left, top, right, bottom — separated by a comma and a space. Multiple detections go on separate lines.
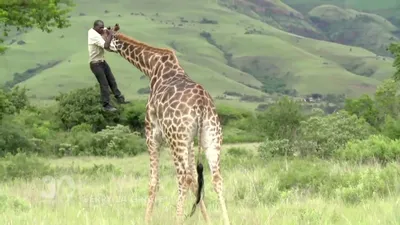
114, 32, 175, 55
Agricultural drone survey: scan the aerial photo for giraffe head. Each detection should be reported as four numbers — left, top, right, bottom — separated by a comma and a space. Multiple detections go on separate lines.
103, 23, 123, 51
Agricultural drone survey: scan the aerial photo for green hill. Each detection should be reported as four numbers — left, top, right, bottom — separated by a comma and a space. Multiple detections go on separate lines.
0, 0, 398, 109
308, 4, 399, 56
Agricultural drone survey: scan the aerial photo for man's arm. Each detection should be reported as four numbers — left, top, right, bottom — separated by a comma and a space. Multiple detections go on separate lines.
103, 32, 113, 50
88, 30, 113, 50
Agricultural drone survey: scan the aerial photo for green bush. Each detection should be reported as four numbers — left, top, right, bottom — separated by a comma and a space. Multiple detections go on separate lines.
55, 85, 122, 132
323, 163, 400, 204
120, 100, 146, 135
0, 153, 54, 181
216, 104, 253, 127
381, 115, 400, 140
258, 110, 374, 159
0, 193, 30, 213
11, 106, 60, 139
265, 158, 400, 204
344, 78, 400, 131
273, 158, 331, 192
57, 124, 147, 157
298, 110, 374, 158
258, 138, 291, 159
0, 118, 37, 157
258, 138, 318, 159
336, 134, 400, 164
255, 96, 304, 140
213, 104, 263, 143
223, 127, 263, 144
0, 86, 30, 120
344, 94, 380, 128
222, 147, 261, 169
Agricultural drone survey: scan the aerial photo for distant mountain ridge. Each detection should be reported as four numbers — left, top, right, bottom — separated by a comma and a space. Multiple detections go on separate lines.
220, 0, 399, 56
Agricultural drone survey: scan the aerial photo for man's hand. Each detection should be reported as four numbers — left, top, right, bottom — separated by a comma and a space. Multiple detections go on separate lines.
103, 28, 114, 50
102, 28, 118, 53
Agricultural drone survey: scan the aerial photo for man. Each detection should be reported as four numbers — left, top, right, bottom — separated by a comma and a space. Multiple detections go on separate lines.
88, 20, 129, 112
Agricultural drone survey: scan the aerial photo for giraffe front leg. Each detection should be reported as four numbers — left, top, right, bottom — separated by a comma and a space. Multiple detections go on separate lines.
144, 119, 162, 225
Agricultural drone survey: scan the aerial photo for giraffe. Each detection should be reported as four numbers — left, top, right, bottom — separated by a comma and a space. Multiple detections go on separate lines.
105, 24, 230, 225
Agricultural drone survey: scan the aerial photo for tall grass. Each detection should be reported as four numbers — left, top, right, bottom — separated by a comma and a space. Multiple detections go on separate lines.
1, 143, 400, 225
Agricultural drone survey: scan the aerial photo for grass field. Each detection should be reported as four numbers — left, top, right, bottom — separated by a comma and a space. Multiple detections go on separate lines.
2, 142, 400, 225
1, 0, 399, 110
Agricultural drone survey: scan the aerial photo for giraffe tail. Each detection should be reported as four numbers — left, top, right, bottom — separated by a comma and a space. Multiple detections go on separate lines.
188, 107, 205, 218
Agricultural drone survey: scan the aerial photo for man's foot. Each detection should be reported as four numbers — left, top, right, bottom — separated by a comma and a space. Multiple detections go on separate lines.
103, 104, 117, 112
116, 95, 130, 104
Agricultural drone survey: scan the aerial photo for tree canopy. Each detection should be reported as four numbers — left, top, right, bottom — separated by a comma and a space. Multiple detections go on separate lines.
388, 42, 400, 81
0, 0, 74, 53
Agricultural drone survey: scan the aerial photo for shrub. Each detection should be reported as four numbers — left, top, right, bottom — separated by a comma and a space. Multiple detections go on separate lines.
255, 96, 304, 140
258, 138, 292, 159
258, 138, 318, 159
0, 90, 14, 120
4, 86, 30, 113
222, 147, 261, 169
323, 163, 400, 204
336, 135, 400, 164
381, 115, 400, 139
298, 110, 375, 158
57, 124, 147, 157
344, 94, 380, 128
0, 194, 30, 212
273, 158, 331, 192
11, 106, 60, 140
265, 158, 400, 204
0, 118, 36, 156
120, 100, 146, 135
258, 110, 375, 159
223, 127, 263, 144
216, 104, 253, 127
0, 86, 30, 120
0, 153, 54, 181
55, 85, 122, 131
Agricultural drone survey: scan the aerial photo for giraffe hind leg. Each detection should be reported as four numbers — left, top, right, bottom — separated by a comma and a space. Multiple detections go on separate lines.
171, 142, 193, 225
144, 123, 163, 225
202, 130, 230, 225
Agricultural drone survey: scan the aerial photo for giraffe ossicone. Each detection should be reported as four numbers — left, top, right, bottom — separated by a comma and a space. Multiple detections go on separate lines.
108, 23, 230, 225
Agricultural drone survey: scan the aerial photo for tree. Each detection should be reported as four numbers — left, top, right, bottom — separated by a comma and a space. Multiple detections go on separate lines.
374, 78, 400, 119
344, 94, 380, 128
344, 79, 400, 130
388, 42, 400, 81
256, 96, 304, 140
0, 0, 74, 53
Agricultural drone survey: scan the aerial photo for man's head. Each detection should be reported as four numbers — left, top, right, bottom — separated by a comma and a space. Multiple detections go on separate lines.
93, 20, 105, 34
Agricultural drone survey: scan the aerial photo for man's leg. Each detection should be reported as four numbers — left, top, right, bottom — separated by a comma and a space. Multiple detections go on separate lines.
103, 61, 130, 104
89, 62, 117, 111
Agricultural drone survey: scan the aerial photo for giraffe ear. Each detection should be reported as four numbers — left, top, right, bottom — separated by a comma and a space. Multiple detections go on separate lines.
114, 23, 120, 31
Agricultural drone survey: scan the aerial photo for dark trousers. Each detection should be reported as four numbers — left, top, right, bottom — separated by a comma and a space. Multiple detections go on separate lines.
89, 60, 122, 106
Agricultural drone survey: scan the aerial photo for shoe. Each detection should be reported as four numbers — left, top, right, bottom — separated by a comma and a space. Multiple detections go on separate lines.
116, 95, 130, 104
103, 104, 117, 112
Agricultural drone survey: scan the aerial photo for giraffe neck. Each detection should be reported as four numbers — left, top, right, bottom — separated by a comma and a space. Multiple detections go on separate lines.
113, 32, 181, 90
